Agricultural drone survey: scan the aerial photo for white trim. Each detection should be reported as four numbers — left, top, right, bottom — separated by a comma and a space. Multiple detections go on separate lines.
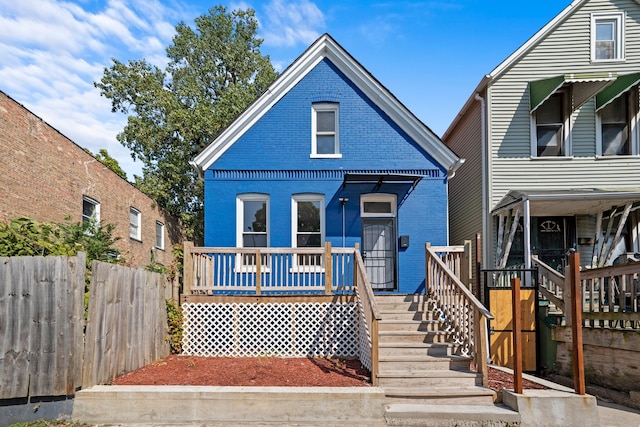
155, 221, 165, 250
596, 87, 639, 156
591, 12, 625, 63
82, 195, 100, 226
530, 89, 571, 157
236, 193, 270, 248
360, 193, 397, 218
311, 103, 340, 157
291, 194, 325, 271
191, 34, 460, 177
129, 207, 142, 240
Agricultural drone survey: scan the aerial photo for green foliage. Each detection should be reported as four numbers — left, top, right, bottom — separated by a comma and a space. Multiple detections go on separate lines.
166, 299, 183, 354
0, 217, 122, 263
95, 148, 128, 180
95, 5, 278, 241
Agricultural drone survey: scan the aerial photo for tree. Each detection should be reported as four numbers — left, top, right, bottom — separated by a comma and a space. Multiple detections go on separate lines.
88, 148, 127, 180
95, 5, 278, 241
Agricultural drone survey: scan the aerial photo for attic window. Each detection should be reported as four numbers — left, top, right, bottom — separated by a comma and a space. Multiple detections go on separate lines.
592, 13, 624, 62
311, 103, 341, 158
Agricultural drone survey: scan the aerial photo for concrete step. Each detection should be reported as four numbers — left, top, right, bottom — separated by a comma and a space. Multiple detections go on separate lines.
73, 385, 386, 425
385, 403, 520, 426
383, 387, 496, 405
378, 354, 472, 371
378, 342, 462, 357
379, 319, 446, 332
378, 330, 454, 344
377, 369, 481, 387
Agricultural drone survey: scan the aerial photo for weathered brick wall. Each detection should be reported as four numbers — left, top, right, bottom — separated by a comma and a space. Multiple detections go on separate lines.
0, 90, 184, 269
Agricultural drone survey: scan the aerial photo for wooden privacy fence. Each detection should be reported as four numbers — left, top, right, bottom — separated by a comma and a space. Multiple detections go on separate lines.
0, 254, 170, 400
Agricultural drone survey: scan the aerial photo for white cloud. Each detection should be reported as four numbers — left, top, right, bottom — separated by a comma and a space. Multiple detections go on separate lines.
0, 0, 181, 178
260, 0, 324, 47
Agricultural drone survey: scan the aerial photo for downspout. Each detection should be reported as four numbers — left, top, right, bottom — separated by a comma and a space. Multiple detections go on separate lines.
475, 92, 488, 271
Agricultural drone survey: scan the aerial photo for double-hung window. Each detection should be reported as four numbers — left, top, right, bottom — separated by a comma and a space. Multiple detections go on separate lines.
598, 87, 638, 156
82, 196, 100, 233
292, 194, 325, 267
237, 194, 269, 267
534, 92, 567, 157
592, 13, 624, 62
311, 103, 340, 157
130, 207, 141, 240
155, 221, 165, 250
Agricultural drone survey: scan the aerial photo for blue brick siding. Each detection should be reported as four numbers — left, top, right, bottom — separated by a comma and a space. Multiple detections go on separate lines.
203, 58, 449, 294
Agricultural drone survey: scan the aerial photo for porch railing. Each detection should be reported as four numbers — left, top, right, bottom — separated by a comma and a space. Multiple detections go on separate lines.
425, 243, 494, 387
533, 256, 640, 329
182, 242, 381, 385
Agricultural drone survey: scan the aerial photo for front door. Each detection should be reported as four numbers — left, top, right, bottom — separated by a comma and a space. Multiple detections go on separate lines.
361, 194, 397, 291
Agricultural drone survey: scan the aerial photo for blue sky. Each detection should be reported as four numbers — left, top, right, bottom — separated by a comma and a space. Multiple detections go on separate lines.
0, 0, 570, 178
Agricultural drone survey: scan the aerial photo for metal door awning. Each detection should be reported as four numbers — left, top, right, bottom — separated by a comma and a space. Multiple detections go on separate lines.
342, 173, 423, 189
529, 73, 616, 112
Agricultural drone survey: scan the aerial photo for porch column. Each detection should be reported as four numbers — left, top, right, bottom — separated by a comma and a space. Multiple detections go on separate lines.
524, 199, 531, 270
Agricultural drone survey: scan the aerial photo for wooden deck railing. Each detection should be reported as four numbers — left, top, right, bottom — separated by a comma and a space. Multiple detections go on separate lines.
182, 242, 381, 383
425, 244, 494, 386
533, 256, 640, 329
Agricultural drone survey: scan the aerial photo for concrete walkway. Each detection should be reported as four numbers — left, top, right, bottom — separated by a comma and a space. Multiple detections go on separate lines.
598, 399, 640, 427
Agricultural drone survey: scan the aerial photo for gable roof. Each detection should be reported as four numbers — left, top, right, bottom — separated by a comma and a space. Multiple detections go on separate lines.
191, 33, 463, 177
443, 0, 593, 140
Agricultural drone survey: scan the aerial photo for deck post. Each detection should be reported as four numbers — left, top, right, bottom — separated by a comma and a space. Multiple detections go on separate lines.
324, 242, 333, 295
570, 252, 586, 395
255, 249, 262, 295
183, 241, 194, 299
475, 307, 489, 387
511, 277, 523, 394
425, 243, 432, 296
461, 240, 471, 289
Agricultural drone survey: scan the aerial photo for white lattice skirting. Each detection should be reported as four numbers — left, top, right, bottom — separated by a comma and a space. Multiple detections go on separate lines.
182, 302, 368, 364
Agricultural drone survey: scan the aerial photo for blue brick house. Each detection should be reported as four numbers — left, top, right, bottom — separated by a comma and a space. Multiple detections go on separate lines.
191, 34, 463, 294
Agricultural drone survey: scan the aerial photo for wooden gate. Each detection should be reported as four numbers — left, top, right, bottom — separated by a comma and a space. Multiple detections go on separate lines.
484, 270, 538, 372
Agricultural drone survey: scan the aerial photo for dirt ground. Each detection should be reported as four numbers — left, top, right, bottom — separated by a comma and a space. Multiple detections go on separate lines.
111, 355, 547, 391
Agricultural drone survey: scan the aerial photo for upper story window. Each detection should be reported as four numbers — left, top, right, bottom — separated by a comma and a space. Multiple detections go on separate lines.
292, 194, 325, 266
592, 13, 624, 62
533, 92, 568, 157
597, 86, 638, 156
130, 207, 141, 240
155, 221, 165, 250
82, 196, 100, 232
311, 103, 341, 158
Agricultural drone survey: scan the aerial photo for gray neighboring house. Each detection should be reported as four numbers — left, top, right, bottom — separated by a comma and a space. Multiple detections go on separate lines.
444, 0, 640, 280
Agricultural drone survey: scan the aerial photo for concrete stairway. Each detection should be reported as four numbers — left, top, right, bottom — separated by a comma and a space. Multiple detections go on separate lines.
376, 294, 520, 426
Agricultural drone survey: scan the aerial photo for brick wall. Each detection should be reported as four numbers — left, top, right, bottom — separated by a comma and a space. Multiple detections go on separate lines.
0, 90, 184, 269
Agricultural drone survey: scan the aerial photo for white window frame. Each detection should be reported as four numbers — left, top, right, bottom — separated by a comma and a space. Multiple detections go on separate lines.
530, 90, 571, 158
360, 193, 397, 218
591, 13, 625, 62
236, 193, 270, 271
82, 196, 100, 232
130, 207, 141, 241
311, 103, 341, 158
596, 88, 638, 157
155, 221, 165, 250
291, 194, 325, 270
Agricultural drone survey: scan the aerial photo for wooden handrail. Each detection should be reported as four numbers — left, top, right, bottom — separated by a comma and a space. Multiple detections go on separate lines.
426, 245, 493, 320
532, 255, 565, 289
354, 250, 382, 321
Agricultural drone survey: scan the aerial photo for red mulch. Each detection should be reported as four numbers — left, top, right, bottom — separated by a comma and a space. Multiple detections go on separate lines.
111, 355, 547, 391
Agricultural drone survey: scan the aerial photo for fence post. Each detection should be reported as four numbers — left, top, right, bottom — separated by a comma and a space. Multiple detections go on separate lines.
324, 241, 333, 295
475, 307, 489, 387
570, 252, 586, 395
183, 241, 194, 299
511, 277, 523, 394
461, 240, 472, 289
425, 243, 432, 296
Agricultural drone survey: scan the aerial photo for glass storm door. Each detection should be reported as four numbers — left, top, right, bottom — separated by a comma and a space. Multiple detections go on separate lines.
361, 194, 397, 291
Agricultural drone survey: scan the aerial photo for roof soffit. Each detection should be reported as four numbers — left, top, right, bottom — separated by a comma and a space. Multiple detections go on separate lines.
191, 34, 461, 176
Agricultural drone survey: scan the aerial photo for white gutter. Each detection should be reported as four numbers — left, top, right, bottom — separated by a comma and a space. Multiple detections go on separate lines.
475, 92, 488, 271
